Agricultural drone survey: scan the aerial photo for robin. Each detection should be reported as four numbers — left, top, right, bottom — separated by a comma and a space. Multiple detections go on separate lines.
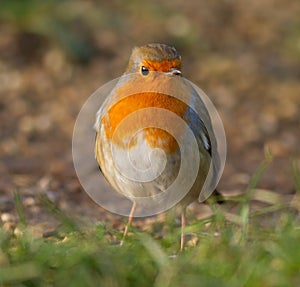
95, 43, 222, 250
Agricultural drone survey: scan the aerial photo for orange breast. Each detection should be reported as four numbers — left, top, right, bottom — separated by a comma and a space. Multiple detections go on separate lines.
102, 92, 189, 154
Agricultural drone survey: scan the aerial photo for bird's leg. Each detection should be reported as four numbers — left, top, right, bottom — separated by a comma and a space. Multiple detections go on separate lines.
180, 208, 186, 251
120, 201, 137, 246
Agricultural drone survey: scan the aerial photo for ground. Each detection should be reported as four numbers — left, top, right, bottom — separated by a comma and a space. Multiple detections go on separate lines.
0, 0, 299, 235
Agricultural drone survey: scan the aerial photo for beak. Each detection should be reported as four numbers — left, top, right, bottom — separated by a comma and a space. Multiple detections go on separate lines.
168, 68, 182, 76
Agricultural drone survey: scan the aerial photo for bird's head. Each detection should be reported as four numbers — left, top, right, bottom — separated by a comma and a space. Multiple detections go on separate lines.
125, 43, 182, 76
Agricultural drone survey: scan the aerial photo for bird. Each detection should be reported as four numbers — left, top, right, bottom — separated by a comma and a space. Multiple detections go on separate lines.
95, 43, 222, 250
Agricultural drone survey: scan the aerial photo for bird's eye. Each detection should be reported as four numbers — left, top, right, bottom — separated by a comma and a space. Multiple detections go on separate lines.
141, 66, 149, 76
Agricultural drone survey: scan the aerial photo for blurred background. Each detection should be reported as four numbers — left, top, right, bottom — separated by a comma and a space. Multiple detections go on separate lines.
0, 0, 299, 230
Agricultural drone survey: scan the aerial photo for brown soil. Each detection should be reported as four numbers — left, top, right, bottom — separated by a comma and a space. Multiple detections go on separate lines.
0, 0, 299, 235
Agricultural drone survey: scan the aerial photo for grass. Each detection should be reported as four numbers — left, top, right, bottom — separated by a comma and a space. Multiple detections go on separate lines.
1, 158, 300, 287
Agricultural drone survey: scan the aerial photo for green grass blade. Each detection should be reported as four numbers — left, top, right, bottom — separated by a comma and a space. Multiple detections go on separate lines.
291, 160, 300, 193
0, 262, 40, 284
245, 147, 273, 198
38, 193, 80, 233
240, 147, 273, 241
13, 189, 27, 226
